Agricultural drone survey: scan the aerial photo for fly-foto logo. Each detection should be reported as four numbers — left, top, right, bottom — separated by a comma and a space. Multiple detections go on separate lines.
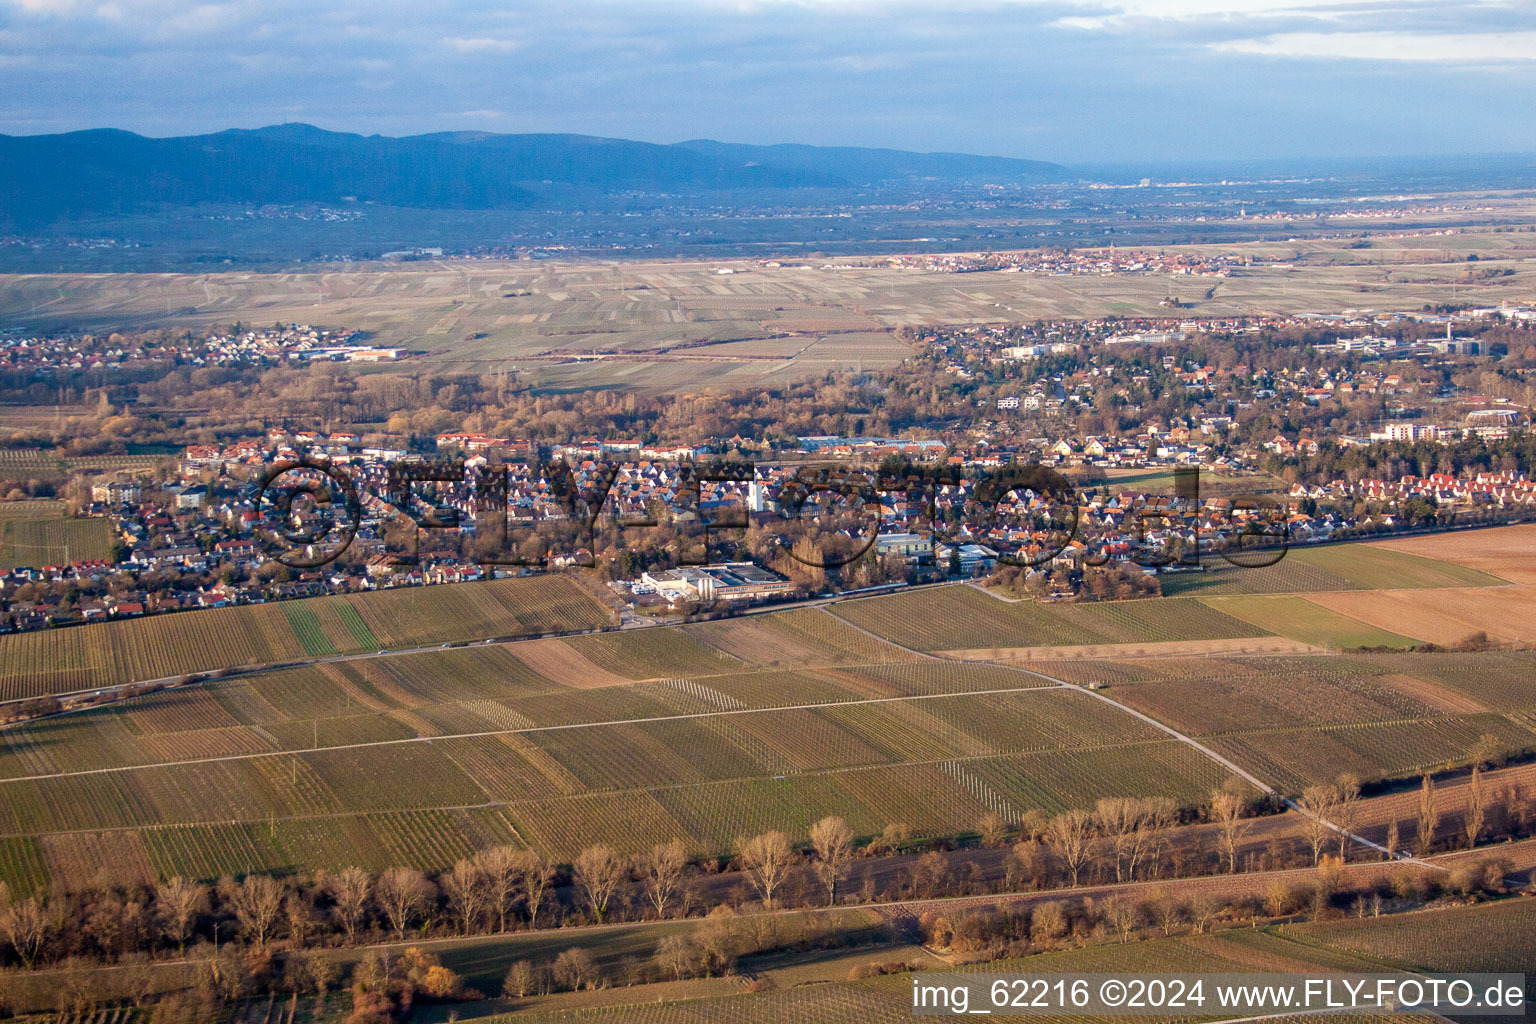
249, 457, 1289, 573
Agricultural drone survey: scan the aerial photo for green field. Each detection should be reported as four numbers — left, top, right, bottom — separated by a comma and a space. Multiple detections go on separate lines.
1200, 595, 1418, 649
0, 573, 613, 701
0, 505, 114, 569
1160, 544, 1505, 597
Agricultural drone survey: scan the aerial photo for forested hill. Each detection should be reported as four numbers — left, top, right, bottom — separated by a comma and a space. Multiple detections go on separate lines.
0, 124, 1065, 229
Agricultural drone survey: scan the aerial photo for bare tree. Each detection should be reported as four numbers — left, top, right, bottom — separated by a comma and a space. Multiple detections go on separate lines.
475, 846, 522, 933
227, 875, 284, 947
654, 934, 699, 980
1046, 809, 1095, 886
443, 858, 486, 935
573, 844, 628, 923
553, 946, 596, 991
155, 877, 207, 953
376, 867, 434, 939
639, 840, 688, 920
1103, 895, 1142, 942
1298, 784, 1338, 866
1188, 891, 1221, 934
1384, 819, 1400, 862
1416, 774, 1439, 856
516, 850, 552, 929
1333, 774, 1362, 859
1146, 886, 1183, 936
976, 812, 1009, 848
328, 866, 371, 943
284, 890, 318, 949
1017, 809, 1050, 843
737, 831, 795, 908
867, 822, 912, 857
1094, 797, 1144, 882
503, 959, 536, 998
809, 816, 855, 906
1209, 784, 1251, 874
0, 890, 50, 968
1142, 797, 1179, 879
1465, 766, 1486, 850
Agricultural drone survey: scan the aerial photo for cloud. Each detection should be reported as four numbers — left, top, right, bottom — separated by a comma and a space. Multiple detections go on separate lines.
156, 2, 243, 36
5, 0, 89, 12
442, 35, 521, 53
1215, 29, 1536, 61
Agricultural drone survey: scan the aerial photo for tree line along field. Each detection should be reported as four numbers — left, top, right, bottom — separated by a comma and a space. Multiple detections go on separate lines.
0, 501, 114, 571
828, 586, 1272, 652
0, 573, 613, 700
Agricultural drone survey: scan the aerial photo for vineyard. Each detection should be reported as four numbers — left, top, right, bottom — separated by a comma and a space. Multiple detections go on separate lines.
0, 449, 165, 478
1103, 655, 1447, 735
0, 656, 1087, 782
1284, 899, 1536, 973
1200, 595, 1418, 649
6, 574, 1533, 892
828, 587, 1271, 652
1205, 714, 1535, 791
0, 573, 613, 700
1361, 650, 1536, 711
1159, 544, 1504, 597
488, 928, 1444, 1024
683, 607, 923, 667
0, 509, 114, 569
0, 653, 1254, 882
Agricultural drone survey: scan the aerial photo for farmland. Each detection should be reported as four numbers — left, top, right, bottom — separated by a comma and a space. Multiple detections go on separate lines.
471, 919, 1485, 1024
0, 501, 114, 570
2, 563, 1534, 896
1089, 651, 1536, 789
829, 586, 1270, 652
1371, 522, 1536, 584
1157, 544, 1505, 597
0, 573, 612, 700
8, 236, 1536, 390
0, 593, 1273, 887
1198, 595, 1418, 650
1309, 584, 1536, 647
1283, 899, 1536, 974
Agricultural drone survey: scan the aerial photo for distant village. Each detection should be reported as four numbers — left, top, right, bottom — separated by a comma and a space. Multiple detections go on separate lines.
0, 323, 404, 372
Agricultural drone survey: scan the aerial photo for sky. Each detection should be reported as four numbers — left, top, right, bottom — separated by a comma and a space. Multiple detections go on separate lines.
1, 0, 1534, 163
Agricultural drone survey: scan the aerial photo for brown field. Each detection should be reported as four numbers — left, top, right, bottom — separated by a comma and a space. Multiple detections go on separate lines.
505, 637, 633, 689
1375, 672, 1492, 714
39, 831, 156, 889
1372, 523, 1536, 584
1307, 585, 1536, 646
942, 636, 1330, 661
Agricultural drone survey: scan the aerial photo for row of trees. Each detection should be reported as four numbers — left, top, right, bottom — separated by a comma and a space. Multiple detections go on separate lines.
5, 775, 1533, 976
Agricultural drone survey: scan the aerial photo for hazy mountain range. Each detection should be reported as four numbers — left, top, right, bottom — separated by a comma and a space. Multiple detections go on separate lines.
0, 124, 1066, 229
